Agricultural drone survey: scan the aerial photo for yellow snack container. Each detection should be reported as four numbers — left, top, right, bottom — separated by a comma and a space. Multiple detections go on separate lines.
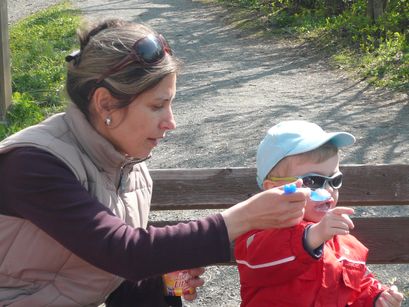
163, 270, 194, 296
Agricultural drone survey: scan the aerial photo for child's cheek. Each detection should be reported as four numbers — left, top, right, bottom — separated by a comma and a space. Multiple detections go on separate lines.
304, 200, 322, 222
331, 189, 339, 205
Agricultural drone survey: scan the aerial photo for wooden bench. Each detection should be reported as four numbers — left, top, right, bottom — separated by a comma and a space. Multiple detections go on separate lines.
150, 164, 409, 264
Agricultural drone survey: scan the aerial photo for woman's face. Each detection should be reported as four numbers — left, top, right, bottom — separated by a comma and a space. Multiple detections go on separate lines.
95, 73, 177, 159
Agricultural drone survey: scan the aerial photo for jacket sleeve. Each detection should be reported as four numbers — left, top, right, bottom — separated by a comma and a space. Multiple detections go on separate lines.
348, 268, 388, 307
234, 223, 320, 288
338, 235, 388, 307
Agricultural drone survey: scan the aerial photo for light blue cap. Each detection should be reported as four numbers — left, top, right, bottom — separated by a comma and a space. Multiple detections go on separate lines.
256, 120, 356, 188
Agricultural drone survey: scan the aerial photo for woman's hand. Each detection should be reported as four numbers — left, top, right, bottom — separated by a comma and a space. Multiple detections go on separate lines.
221, 179, 309, 241
183, 267, 205, 301
375, 286, 404, 307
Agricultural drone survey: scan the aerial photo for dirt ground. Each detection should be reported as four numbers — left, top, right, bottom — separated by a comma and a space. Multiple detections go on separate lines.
8, 0, 409, 306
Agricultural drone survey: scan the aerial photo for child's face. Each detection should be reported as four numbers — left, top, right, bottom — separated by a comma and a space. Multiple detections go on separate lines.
289, 154, 340, 223
264, 154, 341, 223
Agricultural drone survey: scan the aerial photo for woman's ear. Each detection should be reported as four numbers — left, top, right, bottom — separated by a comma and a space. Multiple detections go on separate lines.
91, 87, 116, 120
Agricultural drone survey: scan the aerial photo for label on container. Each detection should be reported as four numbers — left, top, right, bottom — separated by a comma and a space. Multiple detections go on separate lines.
163, 270, 194, 296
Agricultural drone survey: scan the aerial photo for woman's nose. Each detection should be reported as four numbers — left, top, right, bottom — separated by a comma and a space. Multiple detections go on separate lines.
161, 108, 176, 131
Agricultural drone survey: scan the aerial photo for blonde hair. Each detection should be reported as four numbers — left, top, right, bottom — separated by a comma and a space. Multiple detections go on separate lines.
66, 19, 182, 119
268, 141, 339, 178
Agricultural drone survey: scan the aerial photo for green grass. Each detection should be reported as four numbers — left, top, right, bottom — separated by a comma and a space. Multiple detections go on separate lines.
0, 1, 80, 139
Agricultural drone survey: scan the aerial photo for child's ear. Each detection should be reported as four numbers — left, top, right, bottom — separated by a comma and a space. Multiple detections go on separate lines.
263, 180, 280, 190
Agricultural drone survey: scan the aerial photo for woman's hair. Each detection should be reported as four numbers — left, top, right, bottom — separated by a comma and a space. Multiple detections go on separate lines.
66, 18, 182, 119
268, 141, 339, 177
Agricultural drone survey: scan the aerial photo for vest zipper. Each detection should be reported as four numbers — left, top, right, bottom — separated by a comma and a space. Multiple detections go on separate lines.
117, 155, 151, 193
117, 161, 130, 193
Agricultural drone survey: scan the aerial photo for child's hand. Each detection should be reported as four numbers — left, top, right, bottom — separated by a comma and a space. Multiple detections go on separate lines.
182, 267, 205, 301
375, 285, 404, 307
307, 207, 354, 249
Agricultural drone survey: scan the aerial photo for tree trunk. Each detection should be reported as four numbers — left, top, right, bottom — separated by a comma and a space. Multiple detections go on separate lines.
367, 0, 388, 21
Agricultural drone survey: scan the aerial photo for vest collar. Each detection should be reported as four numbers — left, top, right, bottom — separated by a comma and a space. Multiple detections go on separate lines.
64, 103, 148, 179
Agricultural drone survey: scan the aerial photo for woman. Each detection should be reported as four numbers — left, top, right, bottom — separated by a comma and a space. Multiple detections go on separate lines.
0, 19, 308, 306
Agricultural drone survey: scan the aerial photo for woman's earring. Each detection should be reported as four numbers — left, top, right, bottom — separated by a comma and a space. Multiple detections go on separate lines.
104, 116, 112, 126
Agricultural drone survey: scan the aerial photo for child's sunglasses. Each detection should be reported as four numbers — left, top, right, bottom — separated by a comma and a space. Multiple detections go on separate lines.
96, 33, 172, 83
269, 171, 343, 190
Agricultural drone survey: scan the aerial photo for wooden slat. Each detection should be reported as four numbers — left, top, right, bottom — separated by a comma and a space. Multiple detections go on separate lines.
150, 167, 256, 210
351, 217, 409, 264
150, 164, 409, 210
339, 164, 409, 205
150, 216, 409, 264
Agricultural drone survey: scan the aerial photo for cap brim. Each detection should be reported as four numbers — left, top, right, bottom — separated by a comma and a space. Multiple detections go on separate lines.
328, 132, 356, 147
288, 132, 356, 156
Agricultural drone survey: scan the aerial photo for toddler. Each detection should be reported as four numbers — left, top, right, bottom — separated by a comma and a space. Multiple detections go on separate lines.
235, 120, 404, 307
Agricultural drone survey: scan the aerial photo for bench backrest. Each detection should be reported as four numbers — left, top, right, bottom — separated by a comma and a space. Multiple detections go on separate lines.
150, 164, 409, 264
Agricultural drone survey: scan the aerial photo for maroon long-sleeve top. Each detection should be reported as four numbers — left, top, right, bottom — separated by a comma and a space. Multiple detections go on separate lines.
0, 147, 231, 282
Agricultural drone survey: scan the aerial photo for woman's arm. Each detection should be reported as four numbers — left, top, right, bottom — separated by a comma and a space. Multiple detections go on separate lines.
0, 147, 230, 281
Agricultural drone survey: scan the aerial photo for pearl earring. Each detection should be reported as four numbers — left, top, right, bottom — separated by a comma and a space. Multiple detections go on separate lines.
104, 116, 112, 126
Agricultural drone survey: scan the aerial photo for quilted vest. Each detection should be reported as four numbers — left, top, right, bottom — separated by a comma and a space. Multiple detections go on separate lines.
0, 104, 153, 306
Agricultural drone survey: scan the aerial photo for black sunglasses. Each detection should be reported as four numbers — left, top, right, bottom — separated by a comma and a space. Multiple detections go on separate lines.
299, 171, 343, 190
96, 33, 172, 83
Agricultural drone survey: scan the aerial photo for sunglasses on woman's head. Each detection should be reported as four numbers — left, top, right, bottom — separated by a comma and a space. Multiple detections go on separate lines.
96, 34, 172, 83
269, 171, 343, 190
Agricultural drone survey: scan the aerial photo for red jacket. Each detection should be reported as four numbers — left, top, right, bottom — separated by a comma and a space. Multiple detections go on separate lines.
234, 221, 386, 307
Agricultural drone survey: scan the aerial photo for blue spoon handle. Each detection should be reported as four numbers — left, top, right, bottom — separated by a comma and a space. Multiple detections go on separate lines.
283, 183, 297, 194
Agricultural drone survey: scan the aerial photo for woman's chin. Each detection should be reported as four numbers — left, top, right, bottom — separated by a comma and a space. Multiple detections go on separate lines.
123, 149, 152, 161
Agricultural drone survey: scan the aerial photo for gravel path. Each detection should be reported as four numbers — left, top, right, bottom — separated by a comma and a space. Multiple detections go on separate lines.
8, 0, 409, 306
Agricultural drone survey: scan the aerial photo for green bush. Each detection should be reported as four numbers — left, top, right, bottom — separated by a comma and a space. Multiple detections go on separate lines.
5, 92, 44, 135
0, 1, 80, 140
217, 0, 408, 91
